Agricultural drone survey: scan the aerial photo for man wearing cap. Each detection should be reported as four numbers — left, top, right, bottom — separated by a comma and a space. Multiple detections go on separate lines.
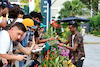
0, 0, 14, 30
57, 21, 85, 67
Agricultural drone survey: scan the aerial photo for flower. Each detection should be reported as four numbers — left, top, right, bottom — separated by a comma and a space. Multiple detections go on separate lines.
51, 47, 54, 49
54, 48, 56, 51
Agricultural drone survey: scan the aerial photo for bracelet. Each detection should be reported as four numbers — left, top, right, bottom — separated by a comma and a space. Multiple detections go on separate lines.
2, 14, 6, 17
64, 44, 66, 47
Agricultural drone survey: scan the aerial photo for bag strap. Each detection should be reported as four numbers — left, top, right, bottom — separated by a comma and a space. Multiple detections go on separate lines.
7, 18, 17, 30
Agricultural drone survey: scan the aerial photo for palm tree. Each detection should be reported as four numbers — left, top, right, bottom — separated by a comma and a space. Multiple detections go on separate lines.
59, 0, 89, 19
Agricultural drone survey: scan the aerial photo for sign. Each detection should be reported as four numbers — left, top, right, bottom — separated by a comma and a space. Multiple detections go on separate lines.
41, 0, 51, 31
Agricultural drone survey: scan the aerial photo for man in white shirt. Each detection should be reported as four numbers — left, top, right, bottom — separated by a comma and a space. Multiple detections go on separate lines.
0, 22, 28, 63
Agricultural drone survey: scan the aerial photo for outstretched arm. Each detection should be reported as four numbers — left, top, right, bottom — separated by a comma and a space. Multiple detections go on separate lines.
56, 36, 69, 44
0, 54, 28, 61
18, 36, 35, 55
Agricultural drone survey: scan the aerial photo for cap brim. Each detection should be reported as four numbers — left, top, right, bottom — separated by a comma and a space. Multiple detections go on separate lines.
1, 1, 14, 8
30, 26, 37, 29
8, 5, 14, 8
43, 25, 46, 27
40, 23, 46, 28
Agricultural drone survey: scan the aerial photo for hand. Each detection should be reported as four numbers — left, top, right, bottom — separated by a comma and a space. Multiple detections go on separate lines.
48, 38, 55, 41
38, 43, 45, 46
2, 7, 8, 17
11, 60, 15, 67
56, 36, 60, 40
34, 45, 41, 49
16, 55, 28, 61
57, 43, 64, 47
2, 58, 8, 66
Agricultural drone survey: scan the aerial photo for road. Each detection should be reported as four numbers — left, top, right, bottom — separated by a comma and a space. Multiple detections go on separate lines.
83, 34, 100, 67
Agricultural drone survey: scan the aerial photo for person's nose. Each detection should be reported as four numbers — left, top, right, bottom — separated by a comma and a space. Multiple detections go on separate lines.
18, 35, 21, 39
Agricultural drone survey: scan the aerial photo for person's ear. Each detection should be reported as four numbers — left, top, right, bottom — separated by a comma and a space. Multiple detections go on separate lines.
75, 27, 77, 30
10, 27, 14, 31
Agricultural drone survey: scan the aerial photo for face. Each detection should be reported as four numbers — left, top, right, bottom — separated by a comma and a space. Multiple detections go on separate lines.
18, 14, 24, 18
68, 25, 76, 33
34, 17, 39, 21
10, 27, 25, 41
40, 27, 44, 33
2, 7, 8, 15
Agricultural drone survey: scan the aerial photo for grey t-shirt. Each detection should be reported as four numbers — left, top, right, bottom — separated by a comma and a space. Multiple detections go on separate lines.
14, 42, 23, 49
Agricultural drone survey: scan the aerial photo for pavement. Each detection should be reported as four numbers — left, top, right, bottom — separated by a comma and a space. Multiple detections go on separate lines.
83, 34, 100, 67
83, 34, 100, 44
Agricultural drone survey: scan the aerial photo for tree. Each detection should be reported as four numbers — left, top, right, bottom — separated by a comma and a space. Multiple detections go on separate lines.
21, 0, 29, 5
34, 0, 41, 12
80, 0, 99, 16
21, 0, 41, 12
59, 0, 89, 19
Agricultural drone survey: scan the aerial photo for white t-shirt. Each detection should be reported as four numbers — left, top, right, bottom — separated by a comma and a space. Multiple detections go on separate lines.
72, 34, 75, 47
0, 19, 2, 31
0, 19, 2, 23
7, 18, 23, 24
15, 18, 23, 23
0, 30, 13, 54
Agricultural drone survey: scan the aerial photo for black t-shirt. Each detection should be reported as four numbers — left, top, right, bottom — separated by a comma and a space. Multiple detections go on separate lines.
34, 29, 39, 37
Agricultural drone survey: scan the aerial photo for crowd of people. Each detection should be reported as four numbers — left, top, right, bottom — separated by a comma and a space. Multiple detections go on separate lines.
0, 0, 55, 67
0, 0, 85, 67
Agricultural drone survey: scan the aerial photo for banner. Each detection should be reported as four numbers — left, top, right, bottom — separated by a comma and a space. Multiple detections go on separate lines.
29, 0, 35, 13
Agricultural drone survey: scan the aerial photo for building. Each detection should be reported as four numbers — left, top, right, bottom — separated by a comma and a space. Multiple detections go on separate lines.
51, 0, 72, 20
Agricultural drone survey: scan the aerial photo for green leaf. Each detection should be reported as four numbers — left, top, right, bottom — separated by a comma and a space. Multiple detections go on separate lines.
59, 64, 63, 67
50, 60, 56, 67
55, 56, 59, 64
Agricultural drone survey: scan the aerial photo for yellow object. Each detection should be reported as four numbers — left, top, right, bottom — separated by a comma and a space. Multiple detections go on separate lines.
66, 26, 69, 32
0, 14, 8, 19
22, 18, 34, 30
68, 60, 76, 67
81, 27, 85, 36
64, 44, 66, 47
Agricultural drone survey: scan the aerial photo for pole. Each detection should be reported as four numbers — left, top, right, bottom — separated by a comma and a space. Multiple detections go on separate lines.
46, 1, 49, 30
90, 0, 92, 17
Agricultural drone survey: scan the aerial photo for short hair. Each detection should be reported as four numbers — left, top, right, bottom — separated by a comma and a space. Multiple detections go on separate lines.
38, 12, 43, 20
12, 22, 26, 32
23, 14, 32, 19
8, 4, 21, 18
68, 21, 79, 27
30, 11, 39, 18
19, 10, 24, 15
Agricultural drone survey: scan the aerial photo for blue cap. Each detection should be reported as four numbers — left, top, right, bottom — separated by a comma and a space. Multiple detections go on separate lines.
0, 1, 14, 8
40, 23, 46, 28
30, 26, 37, 29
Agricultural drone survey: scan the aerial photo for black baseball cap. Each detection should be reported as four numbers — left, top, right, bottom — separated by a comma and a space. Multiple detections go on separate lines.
0, 0, 14, 8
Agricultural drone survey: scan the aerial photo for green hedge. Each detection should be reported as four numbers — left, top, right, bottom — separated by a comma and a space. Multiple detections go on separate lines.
89, 14, 100, 36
